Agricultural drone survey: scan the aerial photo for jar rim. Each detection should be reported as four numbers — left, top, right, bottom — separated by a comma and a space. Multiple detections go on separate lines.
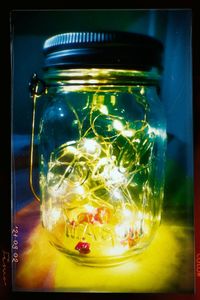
43, 68, 161, 87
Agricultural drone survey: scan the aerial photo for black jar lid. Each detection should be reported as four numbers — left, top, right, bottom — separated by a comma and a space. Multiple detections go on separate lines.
43, 31, 163, 71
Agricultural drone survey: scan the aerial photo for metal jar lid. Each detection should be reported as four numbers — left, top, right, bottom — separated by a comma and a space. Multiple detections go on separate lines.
43, 31, 163, 71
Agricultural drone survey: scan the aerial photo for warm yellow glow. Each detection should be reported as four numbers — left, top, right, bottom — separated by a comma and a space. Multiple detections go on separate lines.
49, 182, 66, 197
67, 146, 79, 155
115, 224, 129, 238
140, 87, 145, 95
92, 156, 127, 186
59, 68, 145, 78
59, 71, 85, 77
42, 89, 165, 266
106, 244, 129, 256
103, 166, 127, 185
122, 129, 135, 137
99, 104, 108, 115
84, 204, 95, 213
137, 212, 143, 219
113, 119, 124, 131
88, 79, 99, 84
111, 95, 116, 105
133, 138, 140, 143
45, 208, 61, 230
74, 186, 85, 196
68, 80, 86, 84
15, 220, 193, 292
122, 208, 132, 219
51, 208, 61, 221
81, 138, 101, 156
134, 220, 141, 231
60, 86, 85, 92
112, 189, 123, 200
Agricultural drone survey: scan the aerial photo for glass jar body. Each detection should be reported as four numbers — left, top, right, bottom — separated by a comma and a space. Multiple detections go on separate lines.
38, 69, 166, 266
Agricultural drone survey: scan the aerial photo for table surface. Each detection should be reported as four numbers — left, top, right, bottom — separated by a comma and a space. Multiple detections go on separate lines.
13, 200, 194, 293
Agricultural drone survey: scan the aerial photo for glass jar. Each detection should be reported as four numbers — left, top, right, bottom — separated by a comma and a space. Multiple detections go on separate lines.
30, 32, 166, 267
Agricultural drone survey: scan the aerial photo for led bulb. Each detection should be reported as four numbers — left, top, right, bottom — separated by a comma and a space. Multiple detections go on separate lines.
122, 208, 132, 218
74, 186, 85, 195
99, 104, 108, 115
104, 166, 127, 185
112, 189, 123, 200
51, 208, 61, 222
115, 224, 129, 238
113, 120, 124, 131
81, 138, 101, 157
67, 146, 79, 155
84, 204, 95, 213
122, 129, 135, 137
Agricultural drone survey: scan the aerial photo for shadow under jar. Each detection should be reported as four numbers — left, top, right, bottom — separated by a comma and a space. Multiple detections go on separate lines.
34, 32, 166, 267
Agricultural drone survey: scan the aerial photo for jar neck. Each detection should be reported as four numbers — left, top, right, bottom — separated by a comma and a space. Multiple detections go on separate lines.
43, 68, 161, 87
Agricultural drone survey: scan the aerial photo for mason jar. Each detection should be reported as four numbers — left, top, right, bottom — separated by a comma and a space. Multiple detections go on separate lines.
30, 32, 166, 267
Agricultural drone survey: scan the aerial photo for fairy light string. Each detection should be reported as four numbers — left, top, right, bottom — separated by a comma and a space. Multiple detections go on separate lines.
44, 87, 157, 256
